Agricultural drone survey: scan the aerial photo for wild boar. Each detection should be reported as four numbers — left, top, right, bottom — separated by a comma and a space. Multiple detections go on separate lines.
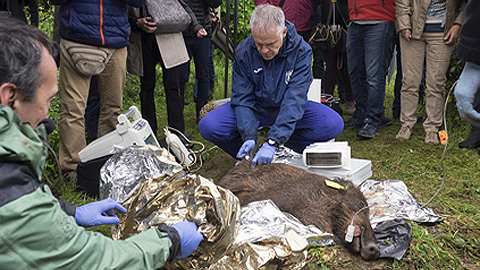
217, 161, 380, 260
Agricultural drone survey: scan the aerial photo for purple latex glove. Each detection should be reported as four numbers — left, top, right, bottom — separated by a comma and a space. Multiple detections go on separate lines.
236, 139, 256, 160
252, 142, 276, 167
75, 199, 127, 227
171, 221, 204, 258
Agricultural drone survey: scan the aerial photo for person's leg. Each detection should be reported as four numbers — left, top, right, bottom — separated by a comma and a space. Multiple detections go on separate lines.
458, 68, 480, 148
312, 46, 325, 80
392, 34, 402, 119
198, 102, 243, 157
96, 47, 126, 137
284, 101, 344, 153
423, 32, 455, 144
362, 22, 395, 128
346, 23, 365, 127
162, 61, 186, 133
322, 48, 338, 96
58, 46, 91, 172
84, 75, 101, 140
180, 37, 193, 102
397, 35, 425, 138
341, 53, 355, 114
191, 37, 212, 121
140, 35, 160, 135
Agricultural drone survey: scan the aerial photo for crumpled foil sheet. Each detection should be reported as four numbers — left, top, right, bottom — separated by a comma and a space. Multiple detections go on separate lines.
99, 145, 183, 202
360, 180, 444, 227
210, 200, 331, 270
272, 146, 302, 164
111, 172, 242, 269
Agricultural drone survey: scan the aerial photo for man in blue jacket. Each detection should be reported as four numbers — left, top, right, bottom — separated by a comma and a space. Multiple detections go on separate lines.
52, 0, 145, 181
199, 4, 343, 166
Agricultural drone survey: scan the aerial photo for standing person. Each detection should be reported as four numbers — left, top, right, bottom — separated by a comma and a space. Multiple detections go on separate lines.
127, 2, 199, 136
344, 0, 396, 139
454, 0, 480, 151
53, 0, 144, 181
395, 0, 465, 145
0, 18, 203, 268
179, 0, 222, 122
319, 0, 355, 115
198, 4, 343, 166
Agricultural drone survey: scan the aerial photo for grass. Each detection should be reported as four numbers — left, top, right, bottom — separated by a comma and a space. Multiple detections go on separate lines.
37, 6, 479, 269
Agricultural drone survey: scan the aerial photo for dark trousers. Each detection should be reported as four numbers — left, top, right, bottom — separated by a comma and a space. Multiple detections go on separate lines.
141, 34, 185, 135
323, 48, 353, 102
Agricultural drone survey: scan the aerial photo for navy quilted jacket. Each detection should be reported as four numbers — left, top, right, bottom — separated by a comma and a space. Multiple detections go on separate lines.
52, 0, 145, 48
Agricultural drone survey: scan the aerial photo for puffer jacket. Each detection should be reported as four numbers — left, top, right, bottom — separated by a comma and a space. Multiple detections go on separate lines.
182, 0, 222, 37
254, 0, 315, 32
396, 0, 465, 39
348, 0, 396, 22
52, 0, 145, 48
0, 105, 176, 269
457, 0, 480, 65
231, 20, 313, 145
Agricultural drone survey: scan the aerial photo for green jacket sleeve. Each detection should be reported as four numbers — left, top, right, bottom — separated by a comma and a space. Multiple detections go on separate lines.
0, 186, 172, 270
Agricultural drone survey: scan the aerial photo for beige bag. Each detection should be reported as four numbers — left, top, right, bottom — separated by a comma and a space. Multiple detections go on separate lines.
60, 38, 115, 76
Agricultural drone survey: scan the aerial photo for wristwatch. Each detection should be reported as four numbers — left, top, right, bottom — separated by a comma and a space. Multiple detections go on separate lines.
266, 138, 279, 148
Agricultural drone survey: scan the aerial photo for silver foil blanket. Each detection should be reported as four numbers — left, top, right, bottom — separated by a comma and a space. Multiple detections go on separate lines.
360, 180, 444, 227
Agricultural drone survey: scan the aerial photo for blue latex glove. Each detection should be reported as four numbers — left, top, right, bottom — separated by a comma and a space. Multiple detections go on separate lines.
236, 139, 256, 160
455, 62, 480, 127
171, 221, 203, 258
252, 143, 276, 167
75, 199, 127, 227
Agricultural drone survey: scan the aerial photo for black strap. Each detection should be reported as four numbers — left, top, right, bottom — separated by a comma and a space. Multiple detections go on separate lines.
278, 0, 286, 8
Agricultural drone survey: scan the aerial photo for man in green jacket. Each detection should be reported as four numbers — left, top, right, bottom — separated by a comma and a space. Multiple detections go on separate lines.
0, 18, 203, 269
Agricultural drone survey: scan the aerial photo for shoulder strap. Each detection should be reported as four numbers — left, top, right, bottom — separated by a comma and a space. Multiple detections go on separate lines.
278, 0, 286, 8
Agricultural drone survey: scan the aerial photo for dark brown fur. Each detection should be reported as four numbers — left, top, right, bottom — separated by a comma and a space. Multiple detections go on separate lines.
218, 161, 380, 260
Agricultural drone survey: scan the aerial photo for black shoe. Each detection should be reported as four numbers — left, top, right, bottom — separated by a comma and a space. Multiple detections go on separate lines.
380, 114, 392, 126
345, 117, 363, 129
459, 126, 480, 149
357, 123, 379, 139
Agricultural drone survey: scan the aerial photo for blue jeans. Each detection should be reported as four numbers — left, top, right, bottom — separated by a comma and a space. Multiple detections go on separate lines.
180, 36, 212, 104
193, 43, 215, 99
198, 101, 344, 157
347, 22, 395, 127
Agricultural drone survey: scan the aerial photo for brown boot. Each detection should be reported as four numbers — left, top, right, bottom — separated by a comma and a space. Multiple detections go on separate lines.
345, 101, 355, 115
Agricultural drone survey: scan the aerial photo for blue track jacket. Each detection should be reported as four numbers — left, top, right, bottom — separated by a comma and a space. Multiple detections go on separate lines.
231, 20, 313, 145
52, 0, 145, 48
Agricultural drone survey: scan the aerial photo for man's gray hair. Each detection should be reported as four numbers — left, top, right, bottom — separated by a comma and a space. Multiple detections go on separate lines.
250, 4, 285, 37
0, 16, 53, 102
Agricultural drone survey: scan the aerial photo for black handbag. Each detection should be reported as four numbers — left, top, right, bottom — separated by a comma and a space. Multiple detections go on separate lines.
309, 2, 348, 52
145, 0, 192, 33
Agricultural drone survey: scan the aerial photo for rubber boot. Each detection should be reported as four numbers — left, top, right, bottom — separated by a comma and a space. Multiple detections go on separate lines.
459, 125, 480, 149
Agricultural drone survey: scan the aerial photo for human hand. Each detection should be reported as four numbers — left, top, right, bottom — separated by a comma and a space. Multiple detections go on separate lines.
400, 29, 411, 41
171, 221, 204, 258
455, 62, 480, 127
75, 199, 127, 227
252, 143, 276, 167
138, 17, 157, 34
196, 28, 208, 38
444, 24, 461, 45
236, 139, 256, 160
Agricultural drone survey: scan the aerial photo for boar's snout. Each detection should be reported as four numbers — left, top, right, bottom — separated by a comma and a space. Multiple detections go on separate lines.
360, 227, 380, 260
361, 242, 380, 260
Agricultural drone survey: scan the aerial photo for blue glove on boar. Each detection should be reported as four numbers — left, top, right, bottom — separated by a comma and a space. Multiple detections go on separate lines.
236, 139, 256, 160
252, 143, 276, 167
75, 199, 127, 227
455, 62, 480, 127
171, 221, 204, 258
